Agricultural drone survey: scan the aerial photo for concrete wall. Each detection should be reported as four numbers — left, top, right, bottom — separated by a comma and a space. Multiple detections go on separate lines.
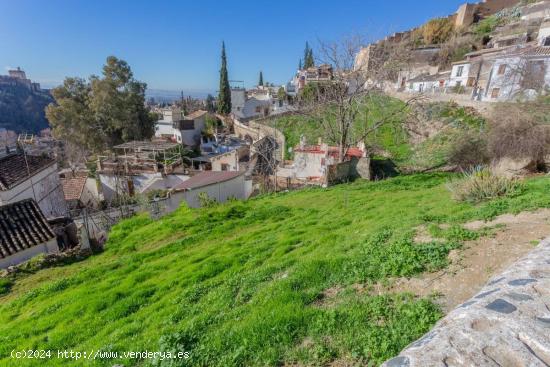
0, 238, 58, 269
293, 152, 326, 179
166, 175, 252, 210
0, 164, 67, 218
211, 150, 239, 171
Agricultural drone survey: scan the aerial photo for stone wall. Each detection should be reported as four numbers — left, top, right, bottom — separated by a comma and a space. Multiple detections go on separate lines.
382, 237, 550, 367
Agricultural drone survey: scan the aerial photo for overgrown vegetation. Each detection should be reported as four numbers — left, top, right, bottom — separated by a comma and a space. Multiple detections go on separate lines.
269, 94, 410, 161
447, 167, 523, 203
2, 173, 550, 366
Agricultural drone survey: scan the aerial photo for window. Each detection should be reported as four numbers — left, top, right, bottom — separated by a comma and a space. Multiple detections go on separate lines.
497, 64, 507, 75
544, 37, 550, 46
221, 163, 229, 171
491, 88, 500, 98
456, 66, 464, 77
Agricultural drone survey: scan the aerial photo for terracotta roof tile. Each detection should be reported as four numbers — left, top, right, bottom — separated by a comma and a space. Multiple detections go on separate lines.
0, 153, 56, 190
0, 199, 56, 259
60, 177, 87, 201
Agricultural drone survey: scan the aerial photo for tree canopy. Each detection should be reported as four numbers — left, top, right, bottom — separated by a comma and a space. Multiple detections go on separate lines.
46, 56, 155, 153
217, 42, 232, 114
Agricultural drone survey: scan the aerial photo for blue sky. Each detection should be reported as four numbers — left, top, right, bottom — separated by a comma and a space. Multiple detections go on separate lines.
0, 0, 466, 95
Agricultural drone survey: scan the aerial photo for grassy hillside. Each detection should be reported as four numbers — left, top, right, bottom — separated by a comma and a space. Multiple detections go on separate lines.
1, 174, 550, 366
268, 94, 411, 162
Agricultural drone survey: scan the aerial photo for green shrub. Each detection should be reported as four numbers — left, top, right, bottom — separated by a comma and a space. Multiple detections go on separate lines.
447, 167, 522, 203
0, 278, 13, 296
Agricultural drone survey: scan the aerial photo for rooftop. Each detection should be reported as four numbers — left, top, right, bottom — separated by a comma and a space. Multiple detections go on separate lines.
0, 153, 56, 190
173, 171, 243, 191
0, 199, 56, 260
186, 110, 208, 120
113, 140, 180, 152
60, 177, 87, 201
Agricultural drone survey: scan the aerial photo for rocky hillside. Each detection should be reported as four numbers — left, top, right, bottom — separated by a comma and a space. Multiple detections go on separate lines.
0, 83, 53, 133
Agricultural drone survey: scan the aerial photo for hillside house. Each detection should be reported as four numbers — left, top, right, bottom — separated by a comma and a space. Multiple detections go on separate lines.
154, 109, 207, 147
167, 171, 252, 209
0, 199, 58, 269
406, 71, 450, 93
292, 64, 334, 91
60, 176, 99, 210
231, 88, 272, 122
0, 153, 67, 217
276, 137, 368, 186
481, 21, 550, 101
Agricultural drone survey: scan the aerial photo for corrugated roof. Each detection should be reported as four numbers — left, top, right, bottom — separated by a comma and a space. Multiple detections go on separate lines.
173, 171, 243, 191
0, 199, 56, 259
0, 153, 56, 190
60, 177, 87, 201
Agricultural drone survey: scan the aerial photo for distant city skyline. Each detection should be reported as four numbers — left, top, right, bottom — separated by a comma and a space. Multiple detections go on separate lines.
1, 0, 466, 94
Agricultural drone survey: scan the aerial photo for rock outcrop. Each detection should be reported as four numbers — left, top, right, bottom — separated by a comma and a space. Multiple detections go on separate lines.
382, 237, 550, 367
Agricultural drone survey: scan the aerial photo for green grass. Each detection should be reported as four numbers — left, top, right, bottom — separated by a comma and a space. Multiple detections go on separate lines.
268, 94, 411, 162
1, 174, 550, 366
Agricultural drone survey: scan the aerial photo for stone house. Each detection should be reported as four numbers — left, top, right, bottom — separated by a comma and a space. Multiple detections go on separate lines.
0, 199, 58, 269
0, 153, 67, 218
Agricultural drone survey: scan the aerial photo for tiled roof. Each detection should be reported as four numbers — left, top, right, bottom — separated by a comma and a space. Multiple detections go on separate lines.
0, 153, 56, 190
0, 199, 56, 259
186, 110, 208, 119
173, 171, 243, 191
521, 46, 550, 56
60, 177, 87, 201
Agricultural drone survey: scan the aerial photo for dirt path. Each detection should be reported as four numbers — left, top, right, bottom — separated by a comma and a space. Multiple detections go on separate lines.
385, 209, 550, 312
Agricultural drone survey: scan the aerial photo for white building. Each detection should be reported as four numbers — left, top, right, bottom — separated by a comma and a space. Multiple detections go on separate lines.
173, 110, 207, 146
0, 199, 58, 269
405, 72, 450, 93
167, 171, 252, 209
483, 21, 550, 102
0, 153, 67, 218
155, 108, 183, 139
448, 61, 472, 88
154, 109, 207, 147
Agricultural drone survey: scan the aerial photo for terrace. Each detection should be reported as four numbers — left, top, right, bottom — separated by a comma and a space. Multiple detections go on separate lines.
97, 140, 184, 175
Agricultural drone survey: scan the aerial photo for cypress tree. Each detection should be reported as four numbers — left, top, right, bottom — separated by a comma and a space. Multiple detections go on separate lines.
217, 41, 231, 114
259, 71, 264, 86
303, 42, 310, 68
298, 59, 302, 70
306, 48, 315, 68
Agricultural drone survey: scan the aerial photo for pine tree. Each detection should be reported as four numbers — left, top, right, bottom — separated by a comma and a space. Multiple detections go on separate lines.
259, 71, 264, 86
217, 41, 231, 114
298, 59, 302, 70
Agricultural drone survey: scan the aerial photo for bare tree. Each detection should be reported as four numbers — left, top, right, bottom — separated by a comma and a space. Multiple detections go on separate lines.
298, 34, 420, 162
